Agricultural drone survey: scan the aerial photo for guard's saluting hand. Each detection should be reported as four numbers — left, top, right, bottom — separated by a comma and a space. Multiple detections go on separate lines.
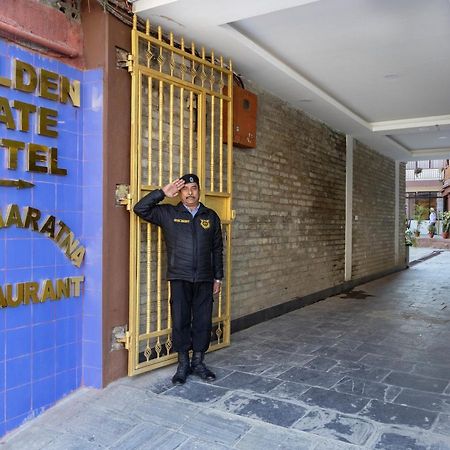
162, 178, 185, 198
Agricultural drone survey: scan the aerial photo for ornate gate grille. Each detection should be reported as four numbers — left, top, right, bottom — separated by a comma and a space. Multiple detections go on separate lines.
127, 17, 233, 375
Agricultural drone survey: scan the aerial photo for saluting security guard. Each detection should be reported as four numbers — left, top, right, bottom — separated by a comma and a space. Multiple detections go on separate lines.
133, 174, 223, 384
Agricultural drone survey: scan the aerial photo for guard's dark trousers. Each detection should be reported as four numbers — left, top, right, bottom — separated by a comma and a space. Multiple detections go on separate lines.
170, 280, 213, 352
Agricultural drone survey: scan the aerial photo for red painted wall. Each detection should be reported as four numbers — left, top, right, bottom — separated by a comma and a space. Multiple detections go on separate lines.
0, 0, 83, 66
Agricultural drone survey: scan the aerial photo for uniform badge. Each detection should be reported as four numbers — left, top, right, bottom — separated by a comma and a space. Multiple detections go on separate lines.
200, 219, 210, 230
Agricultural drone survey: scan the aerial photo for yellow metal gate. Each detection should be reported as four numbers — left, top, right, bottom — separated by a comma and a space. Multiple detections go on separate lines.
127, 18, 233, 375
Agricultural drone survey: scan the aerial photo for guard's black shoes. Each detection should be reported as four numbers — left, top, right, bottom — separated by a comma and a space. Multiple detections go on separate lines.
190, 352, 216, 381
171, 351, 190, 385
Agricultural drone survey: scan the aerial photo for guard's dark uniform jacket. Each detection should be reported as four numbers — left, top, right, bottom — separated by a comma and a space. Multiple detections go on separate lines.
133, 189, 224, 282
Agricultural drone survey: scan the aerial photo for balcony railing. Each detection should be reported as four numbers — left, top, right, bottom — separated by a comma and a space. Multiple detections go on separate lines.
405, 168, 443, 181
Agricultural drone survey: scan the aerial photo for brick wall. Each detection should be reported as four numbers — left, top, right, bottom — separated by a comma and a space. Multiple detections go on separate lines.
231, 84, 346, 318
351, 141, 402, 279
231, 85, 406, 319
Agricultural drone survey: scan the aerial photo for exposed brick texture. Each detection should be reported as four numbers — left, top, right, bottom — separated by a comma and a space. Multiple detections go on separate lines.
231, 84, 406, 319
352, 142, 405, 279
231, 84, 346, 319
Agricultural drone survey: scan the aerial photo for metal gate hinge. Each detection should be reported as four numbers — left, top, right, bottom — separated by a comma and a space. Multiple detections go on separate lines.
114, 328, 131, 350
116, 48, 134, 72
115, 184, 133, 210
123, 193, 133, 210
126, 54, 134, 73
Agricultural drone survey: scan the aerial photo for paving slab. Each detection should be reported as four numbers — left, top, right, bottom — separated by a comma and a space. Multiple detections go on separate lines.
47, 406, 137, 447
36, 433, 106, 450
216, 391, 308, 427
127, 391, 202, 428
277, 366, 344, 388
266, 380, 311, 403
234, 424, 315, 450
333, 376, 402, 403
0, 424, 65, 450
433, 414, 450, 437
371, 426, 450, 450
300, 386, 370, 414
163, 380, 230, 404
177, 409, 251, 447
303, 356, 338, 371
109, 423, 189, 450
260, 363, 299, 378
313, 440, 361, 450
359, 354, 416, 372
383, 371, 449, 394
178, 437, 233, 449
312, 346, 368, 362
293, 409, 376, 446
373, 430, 429, 450
215, 371, 282, 393
359, 399, 437, 429
3, 251, 450, 449
329, 361, 391, 383
395, 388, 450, 414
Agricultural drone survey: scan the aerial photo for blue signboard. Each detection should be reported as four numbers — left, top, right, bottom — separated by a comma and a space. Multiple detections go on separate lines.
0, 40, 104, 436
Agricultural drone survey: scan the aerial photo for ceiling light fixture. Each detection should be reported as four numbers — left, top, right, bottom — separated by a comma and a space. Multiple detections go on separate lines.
438, 136, 448, 140
298, 98, 312, 103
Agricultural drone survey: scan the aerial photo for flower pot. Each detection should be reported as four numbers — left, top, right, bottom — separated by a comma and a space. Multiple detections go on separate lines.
428, 233, 434, 238
443, 231, 449, 239
414, 231, 420, 237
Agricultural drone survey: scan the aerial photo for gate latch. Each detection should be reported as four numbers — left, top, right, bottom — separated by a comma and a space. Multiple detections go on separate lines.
116, 184, 133, 210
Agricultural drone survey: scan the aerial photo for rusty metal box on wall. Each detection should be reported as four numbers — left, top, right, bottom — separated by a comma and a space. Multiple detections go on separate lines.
224, 85, 257, 148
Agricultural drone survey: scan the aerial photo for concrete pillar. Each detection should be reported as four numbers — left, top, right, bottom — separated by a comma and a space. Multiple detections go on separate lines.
345, 135, 353, 281
395, 160, 400, 265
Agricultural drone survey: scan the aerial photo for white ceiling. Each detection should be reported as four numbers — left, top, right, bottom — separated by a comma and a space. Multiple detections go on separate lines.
132, 0, 450, 161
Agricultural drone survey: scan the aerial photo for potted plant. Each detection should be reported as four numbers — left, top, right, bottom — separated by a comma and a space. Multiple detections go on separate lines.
405, 228, 416, 246
428, 223, 436, 238
441, 211, 450, 239
413, 204, 427, 237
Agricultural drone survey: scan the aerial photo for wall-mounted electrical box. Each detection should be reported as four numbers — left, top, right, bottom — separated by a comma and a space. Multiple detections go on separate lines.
224, 85, 257, 149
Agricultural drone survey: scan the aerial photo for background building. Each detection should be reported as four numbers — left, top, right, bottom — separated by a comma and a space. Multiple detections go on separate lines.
405, 159, 446, 219
442, 161, 450, 211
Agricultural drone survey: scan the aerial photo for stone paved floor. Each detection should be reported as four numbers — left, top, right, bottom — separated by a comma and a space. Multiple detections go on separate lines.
2, 251, 450, 449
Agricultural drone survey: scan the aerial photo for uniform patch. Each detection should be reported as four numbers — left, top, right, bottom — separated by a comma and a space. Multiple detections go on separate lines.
174, 218, 190, 223
200, 219, 210, 230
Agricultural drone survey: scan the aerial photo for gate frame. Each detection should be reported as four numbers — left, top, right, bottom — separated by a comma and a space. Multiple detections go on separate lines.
126, 17, 234, 376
